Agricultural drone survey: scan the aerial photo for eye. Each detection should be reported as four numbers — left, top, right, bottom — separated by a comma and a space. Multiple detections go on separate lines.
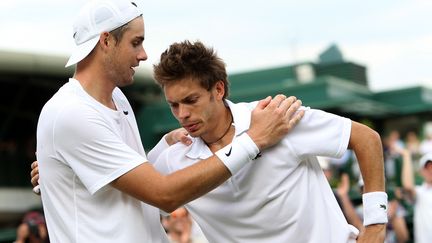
185, 97, 198, 104
169, 103, 179, 109
132, 38, 143, 47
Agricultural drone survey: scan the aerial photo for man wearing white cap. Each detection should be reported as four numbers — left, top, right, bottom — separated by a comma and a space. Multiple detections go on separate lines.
35, 0, 303, 242
402, 152, 432, 243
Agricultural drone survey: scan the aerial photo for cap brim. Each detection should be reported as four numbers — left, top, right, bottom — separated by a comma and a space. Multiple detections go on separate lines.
419, 153, 432, 168
65, 36, 99, 67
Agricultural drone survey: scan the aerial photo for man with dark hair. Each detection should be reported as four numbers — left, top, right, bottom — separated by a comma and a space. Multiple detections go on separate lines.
148, 40, 388, 243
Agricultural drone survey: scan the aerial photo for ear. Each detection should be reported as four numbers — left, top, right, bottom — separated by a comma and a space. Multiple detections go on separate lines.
99, 32, 111, 50
214, 80, 225, 100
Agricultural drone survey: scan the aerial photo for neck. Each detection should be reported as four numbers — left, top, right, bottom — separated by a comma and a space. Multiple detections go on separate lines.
204, 109, 233, 146
74, 64, 116, 109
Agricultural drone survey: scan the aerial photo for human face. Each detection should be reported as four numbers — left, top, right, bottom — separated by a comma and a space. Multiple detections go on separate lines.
164, 78, 225, 139
421, 162, 432, 183
106, 17, 147, 87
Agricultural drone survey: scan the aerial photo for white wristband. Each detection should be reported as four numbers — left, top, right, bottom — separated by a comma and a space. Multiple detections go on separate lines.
215, 133, 259, 175
362, 191, 388, 226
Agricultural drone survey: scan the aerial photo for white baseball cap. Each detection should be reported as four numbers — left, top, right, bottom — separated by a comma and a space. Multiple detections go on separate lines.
65, 0, 142, 67
419, 153, 432, 169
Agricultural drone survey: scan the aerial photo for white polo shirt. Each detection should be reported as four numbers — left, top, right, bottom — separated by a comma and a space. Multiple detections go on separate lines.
37, 79, 168, 243
151, 100, 358, 243
414, 184, 432, 243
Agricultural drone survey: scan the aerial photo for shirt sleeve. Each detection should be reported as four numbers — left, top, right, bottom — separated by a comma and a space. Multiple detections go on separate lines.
147, 135, 170, 164
152, 148, 172, 175
286, 108, 352, 160
53, 103, 147, 194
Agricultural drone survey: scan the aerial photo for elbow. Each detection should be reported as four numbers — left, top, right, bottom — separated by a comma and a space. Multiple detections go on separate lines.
363, 129, 384, 157
349, 122, 383, 150
151, 184, 185, 213
156, 195, 183, 213
162, 206, 179, 214
133, 189, 183, 213
369, 129, 382, 147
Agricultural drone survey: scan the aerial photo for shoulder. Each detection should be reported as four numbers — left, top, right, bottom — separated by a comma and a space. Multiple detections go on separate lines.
162, 142, 193, 158
300, 108, 349, 124
46, 97, 112, 144
113, 87, 129, 102
235, 100, 258, 111
113, 87, 134, 112
153, 140, 197, 173
41, 87, 95, 127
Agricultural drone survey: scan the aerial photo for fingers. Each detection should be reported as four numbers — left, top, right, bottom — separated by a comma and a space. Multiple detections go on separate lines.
31, 173, 39, 185
180, 134, 192, 146
280, 96, 305, 133
265, 94, 287, 110
287, 106, 304, 129
275, 96, 303, 130
166, 128, 191, 146
274, 94, 295, 108
30, 160, 41, 195
31, 160, 38, 169
177, 128, 192, 146
30, 160, 40, 187
248, 94, 304, 150
285, 98, 301, 117
30, 166, 39, 181
256, 96, 272, 109
267, 95, 305, 126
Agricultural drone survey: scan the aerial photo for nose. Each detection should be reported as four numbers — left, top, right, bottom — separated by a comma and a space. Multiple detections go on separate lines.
177, 104, 190, 119
138, 46, 148, 62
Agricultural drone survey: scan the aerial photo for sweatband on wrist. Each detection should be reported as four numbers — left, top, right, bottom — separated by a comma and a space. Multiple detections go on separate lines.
362, 191, 388, 226
215, 133, 259, 175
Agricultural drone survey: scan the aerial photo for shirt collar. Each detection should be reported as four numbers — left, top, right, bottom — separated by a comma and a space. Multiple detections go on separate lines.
185, 99, 255, 159
422, 182, 432, 190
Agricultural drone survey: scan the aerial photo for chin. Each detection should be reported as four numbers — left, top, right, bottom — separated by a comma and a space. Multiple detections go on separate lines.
118, 78, 134, 87
188, 132, 200, 138
186, 129, 203, 138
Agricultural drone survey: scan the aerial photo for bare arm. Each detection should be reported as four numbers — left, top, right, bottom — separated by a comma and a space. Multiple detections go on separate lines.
399, 148, 416, 198
111, 156, 232, 212
349, 121, 385, 193
15, 223, 30, 243
336, 173, 364, 231
112, 95, 304, 212
348, 121, 386, 243
388, 200, 410, 242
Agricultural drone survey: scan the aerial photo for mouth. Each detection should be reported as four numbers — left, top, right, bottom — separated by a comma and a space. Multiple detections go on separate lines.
130, 66, 138, 75
183, 122, 199, 133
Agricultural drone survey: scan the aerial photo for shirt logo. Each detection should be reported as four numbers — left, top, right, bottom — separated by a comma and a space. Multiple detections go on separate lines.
123, 110, 129, 115
380, 204, 387, 210
253, 152, 262, 160
225, 147, 232, 157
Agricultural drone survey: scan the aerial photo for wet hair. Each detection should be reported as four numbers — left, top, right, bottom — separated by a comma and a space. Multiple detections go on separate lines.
153, 40, 229, 99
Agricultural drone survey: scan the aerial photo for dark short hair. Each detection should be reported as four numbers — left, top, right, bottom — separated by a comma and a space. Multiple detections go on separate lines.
109, 23, 130, 44
153, 40, 229, 99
